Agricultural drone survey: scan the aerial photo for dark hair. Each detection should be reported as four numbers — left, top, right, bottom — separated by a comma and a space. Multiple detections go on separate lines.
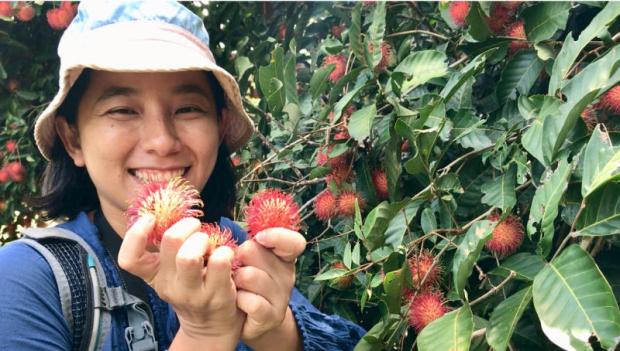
30, 69, 237, 224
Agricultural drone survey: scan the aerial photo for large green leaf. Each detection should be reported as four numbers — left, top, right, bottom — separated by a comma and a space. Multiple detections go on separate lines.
392, 50, 448, 94
487, 286, 533, 351
533, 245, 620, 350
527, 157, 572, 257
309, 64, 335, 101
521, 95, 562, 167
466, 2, 491, 42
366, 1, 386, 69
574, 182, 620, 237
417, 304, 474, 351
257, 47, 286, 113
497, 50, 544, 104
582, 126, 614, 197
348, 104, 376, 143
385, 126, 403, 201
490, 252, 546, 281
583, 148, 620, 199
350, 3, 366, 66
384, 200, 423, 249
452, 220, 494, 299
283, 49, 299, 106
449, 110, 493, 151
440, 48, 495, 101
362, 200, 409, 251
522, 2, 571, 43
481, 166, 517, 213
549, 2, 620, 94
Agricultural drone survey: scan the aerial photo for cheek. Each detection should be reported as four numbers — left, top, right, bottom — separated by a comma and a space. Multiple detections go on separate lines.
79, 122, 135, 166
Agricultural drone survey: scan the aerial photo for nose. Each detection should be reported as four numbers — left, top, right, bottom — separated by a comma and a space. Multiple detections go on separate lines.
140, 109, 182, 156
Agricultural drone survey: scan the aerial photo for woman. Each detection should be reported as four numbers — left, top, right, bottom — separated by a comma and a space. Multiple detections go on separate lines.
0, 1, 365, 350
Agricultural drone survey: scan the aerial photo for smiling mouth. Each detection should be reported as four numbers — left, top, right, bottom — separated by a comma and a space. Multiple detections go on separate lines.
129, 168, 189, 183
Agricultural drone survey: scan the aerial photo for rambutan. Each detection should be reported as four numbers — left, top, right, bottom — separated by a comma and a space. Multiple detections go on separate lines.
376, 42, 396, 71
486, 2, 519, 34
331, 23, 345, 38
0, 2, 12, 18
314, 190, 337, 222
245, 188, 301, 237
448, 1, 470, 28
329, 105, 355, 140
580, 105, 598, 132
371, 170, 389, 200
5, 161, 25, 182
317, 144, 350, 169
6, 79, 18, 93
126, 177, 204, 247
15, 4, 34, 22
336, 191, 365, 217
0, 168, 9, 183
409, 251, 442, 289
322, 54, 347, 83
330, 261, 353, 288
486, 213, 525, 257
199, 223, 239, 268
5, 140, 17, 153
46, 7, 74, 31
326, 163, 353, 186
408, 290, 448, 332
507, 21, 529, 54
599, 85, 620, 115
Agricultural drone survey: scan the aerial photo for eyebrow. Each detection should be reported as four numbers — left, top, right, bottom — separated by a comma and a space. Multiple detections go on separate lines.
94, 84, 211, 105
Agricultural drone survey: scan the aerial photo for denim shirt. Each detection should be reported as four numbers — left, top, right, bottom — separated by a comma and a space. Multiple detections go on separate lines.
0, 212, 365, 350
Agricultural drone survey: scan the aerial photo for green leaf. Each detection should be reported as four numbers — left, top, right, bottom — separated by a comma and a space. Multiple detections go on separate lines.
575, 182, 620, 237
367, 1, 386, 68
383, 269, 404, 314
527, 157, 572, 257
384, 200, 423, 249
284, 51, 299, 105
314, 268, 348, 281
355, 158, 379, 206
487, 286, 533, 351
522, 2, 571, 43
452, 220, 494, 299
352, 242, 361, 266
348, 104, 376, 143
466, 3, 491, 41
234, 56, 253, 79
418, 304, 474, 351
490, 252, 546, 281
392, 50, 448, 95
533, 245, 620, 350
258, 47, 286, 113
549, 2, 620, 93
440, 48, 495, 101
0, 61, 6, 80
582, 126, 614, 198
363, 200, 408, 251
521, 96, 562, 167
350, 3, 366, 66
583, 148, 620, 199
333, 84, 367, 123
343, 242, 352, 269
450, 110, 493, 151
309, 64, 335, 101
481, 166, 517, 213
446, 76, 474, 112
385, 127, 403, 201
497, 50, 545, 104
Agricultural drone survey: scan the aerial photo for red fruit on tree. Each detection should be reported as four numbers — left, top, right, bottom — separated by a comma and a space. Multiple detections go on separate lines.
599, 85, 620, 115
0, 2, 12, 18
408, 290, 448, 332
6, 79, 19, 93
409, 251, 442, 289
313, 190, 337, 222
60, 1, 77, 16
278, 23, 287, 41
126, 177, 204, 247
5, 140, 17, 153
580, 105, 598, 132
199, 223, 239, 268
336, 191, 365, 217
507, 20, 529, 54
371, 170, 389, 200
0, 168, 9, 183
244, 188, 301, 237
322, 54, 347, 83
47, 7, 74, 31
326, 163, 352, 186
331, 24, 345, 38
486, 213, 525, 257
5, 161, 25, 182
330, 261, 353, 288
375, 42, 396, 71
15, 4, 34, 22
486, 2, 519, 34
448, 1, 470, 28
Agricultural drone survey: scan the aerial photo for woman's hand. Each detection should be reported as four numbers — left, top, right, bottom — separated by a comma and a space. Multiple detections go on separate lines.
118, 215, 244, 349
234, 227, 306, 350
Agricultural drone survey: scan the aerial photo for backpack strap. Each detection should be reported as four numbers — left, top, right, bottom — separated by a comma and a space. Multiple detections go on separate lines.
19, 227, 158, 351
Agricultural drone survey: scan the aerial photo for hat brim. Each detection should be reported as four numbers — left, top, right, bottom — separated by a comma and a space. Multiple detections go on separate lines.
35, 21, 254, 160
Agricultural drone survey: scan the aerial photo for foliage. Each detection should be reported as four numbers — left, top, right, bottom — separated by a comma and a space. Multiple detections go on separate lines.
2, 1, 620, 349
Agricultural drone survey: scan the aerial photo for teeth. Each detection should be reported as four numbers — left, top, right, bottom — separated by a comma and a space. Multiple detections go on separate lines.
134, 169, 185, 182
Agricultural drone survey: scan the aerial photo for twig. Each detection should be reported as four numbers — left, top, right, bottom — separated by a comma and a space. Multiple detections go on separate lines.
240, 176, 325, 186
552, 200, 585, 261
470, 271, 516, 306
385, 29, 449, 41
471, 328, 486, 338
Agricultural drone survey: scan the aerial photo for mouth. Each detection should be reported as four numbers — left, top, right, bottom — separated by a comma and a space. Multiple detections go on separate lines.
129, 167, 190, 183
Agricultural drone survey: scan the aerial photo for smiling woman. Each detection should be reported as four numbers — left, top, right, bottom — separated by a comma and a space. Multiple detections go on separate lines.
0, 1, 365, 350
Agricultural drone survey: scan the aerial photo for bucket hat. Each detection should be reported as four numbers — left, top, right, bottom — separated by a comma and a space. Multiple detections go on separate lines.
34, 0, 254, 160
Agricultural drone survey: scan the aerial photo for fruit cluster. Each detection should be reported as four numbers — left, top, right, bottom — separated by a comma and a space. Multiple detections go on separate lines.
0, 1, 76, 30
0, 140, 24, 184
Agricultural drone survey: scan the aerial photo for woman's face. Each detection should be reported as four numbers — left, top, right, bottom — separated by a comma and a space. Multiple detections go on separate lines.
57, 70, 221, 233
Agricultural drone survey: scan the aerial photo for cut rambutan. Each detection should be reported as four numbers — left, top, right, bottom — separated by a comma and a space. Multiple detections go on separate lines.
245, 188, 301, 237
409, 251, 442, 289
126, 177, 204, 247
336, 191, 365, 217
599, 85, 620, 115
408, 290, 448, 332
314, 190, 337, 222
371, 170, 389, 200
322, 54, 347, 83
486, 213, 525, 257
448, 1, 470, 28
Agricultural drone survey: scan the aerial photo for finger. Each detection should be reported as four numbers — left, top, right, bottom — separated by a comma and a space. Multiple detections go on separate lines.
253, 228, 306, 262
236, 290, 277, 332
204, 245, 236, 302
236, 239, 287, 278
159, 217, 202, 275
118, 214, 160, 280
234, 266, 280, 306
176, 232, 209, 289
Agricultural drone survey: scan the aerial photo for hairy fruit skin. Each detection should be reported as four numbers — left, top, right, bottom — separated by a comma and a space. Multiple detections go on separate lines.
507, 21, 529, 54
323, 54, 347, 83
5, 161, 25, 182
408, 291, 448, 332
409, 251, 442, 289
486, 213, 525, 257
486, 2, 520, 34
200, 223, 239, 269
15, 5, 34, 22
371, 170, 389, 200
336, 191, 365, 217
448, 1, 470, 28
126, 177, 204, 247
580, 105, 598, 132
314, 190, 337, 222
0, 2, 12, 18
599, 86, 620, 115
245, 188, 301, 237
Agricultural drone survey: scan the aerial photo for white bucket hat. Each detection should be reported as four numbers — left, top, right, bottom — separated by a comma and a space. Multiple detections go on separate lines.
34, 0, 254, 160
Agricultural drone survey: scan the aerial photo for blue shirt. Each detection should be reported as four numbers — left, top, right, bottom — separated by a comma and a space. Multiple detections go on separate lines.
0, 212, 365, 350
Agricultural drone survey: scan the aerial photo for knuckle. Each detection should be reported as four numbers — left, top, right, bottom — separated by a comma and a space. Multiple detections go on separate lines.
176, 253, 204, 268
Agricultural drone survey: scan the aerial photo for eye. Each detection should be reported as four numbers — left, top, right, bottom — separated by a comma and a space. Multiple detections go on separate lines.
176, 106, 206, 114
106, 107, 137, 116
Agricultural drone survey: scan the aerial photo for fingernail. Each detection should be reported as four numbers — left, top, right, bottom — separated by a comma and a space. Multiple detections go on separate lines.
254, 231, 265, 243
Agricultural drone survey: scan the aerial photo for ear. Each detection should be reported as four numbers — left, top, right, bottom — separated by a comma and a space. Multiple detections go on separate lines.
55, 116, 85, 167
218, 108, 231, 144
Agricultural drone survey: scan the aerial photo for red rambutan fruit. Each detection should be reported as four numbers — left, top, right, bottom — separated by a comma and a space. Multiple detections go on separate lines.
371, 170, 389, 200
408, 290, 448, 332
486, 2, 520, 34
0, 168, 9, 183
409, 251, 442, 289
336, 191, 365, 217
5, 140, 17, 153
278, 23, 287, 41
5, 161, 25, 182
15, 4, 34, 22
322, 54, 347, 83
313, 190, 337, 222
448, 1, 470, 28
199, 223, 239, 269
507, 21, 529, 54
0, 2, 12, 18
580, 105, 598, 132
331, 23, 345, 38
330, 261, 353, 288
326, 163, 353, 186
599, 85, 620, 115
245, 188, 301, 237
126, 177, 204, 247
375, 42, 396, 71
46, 7, 74, 31
486, 213, 525, 257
